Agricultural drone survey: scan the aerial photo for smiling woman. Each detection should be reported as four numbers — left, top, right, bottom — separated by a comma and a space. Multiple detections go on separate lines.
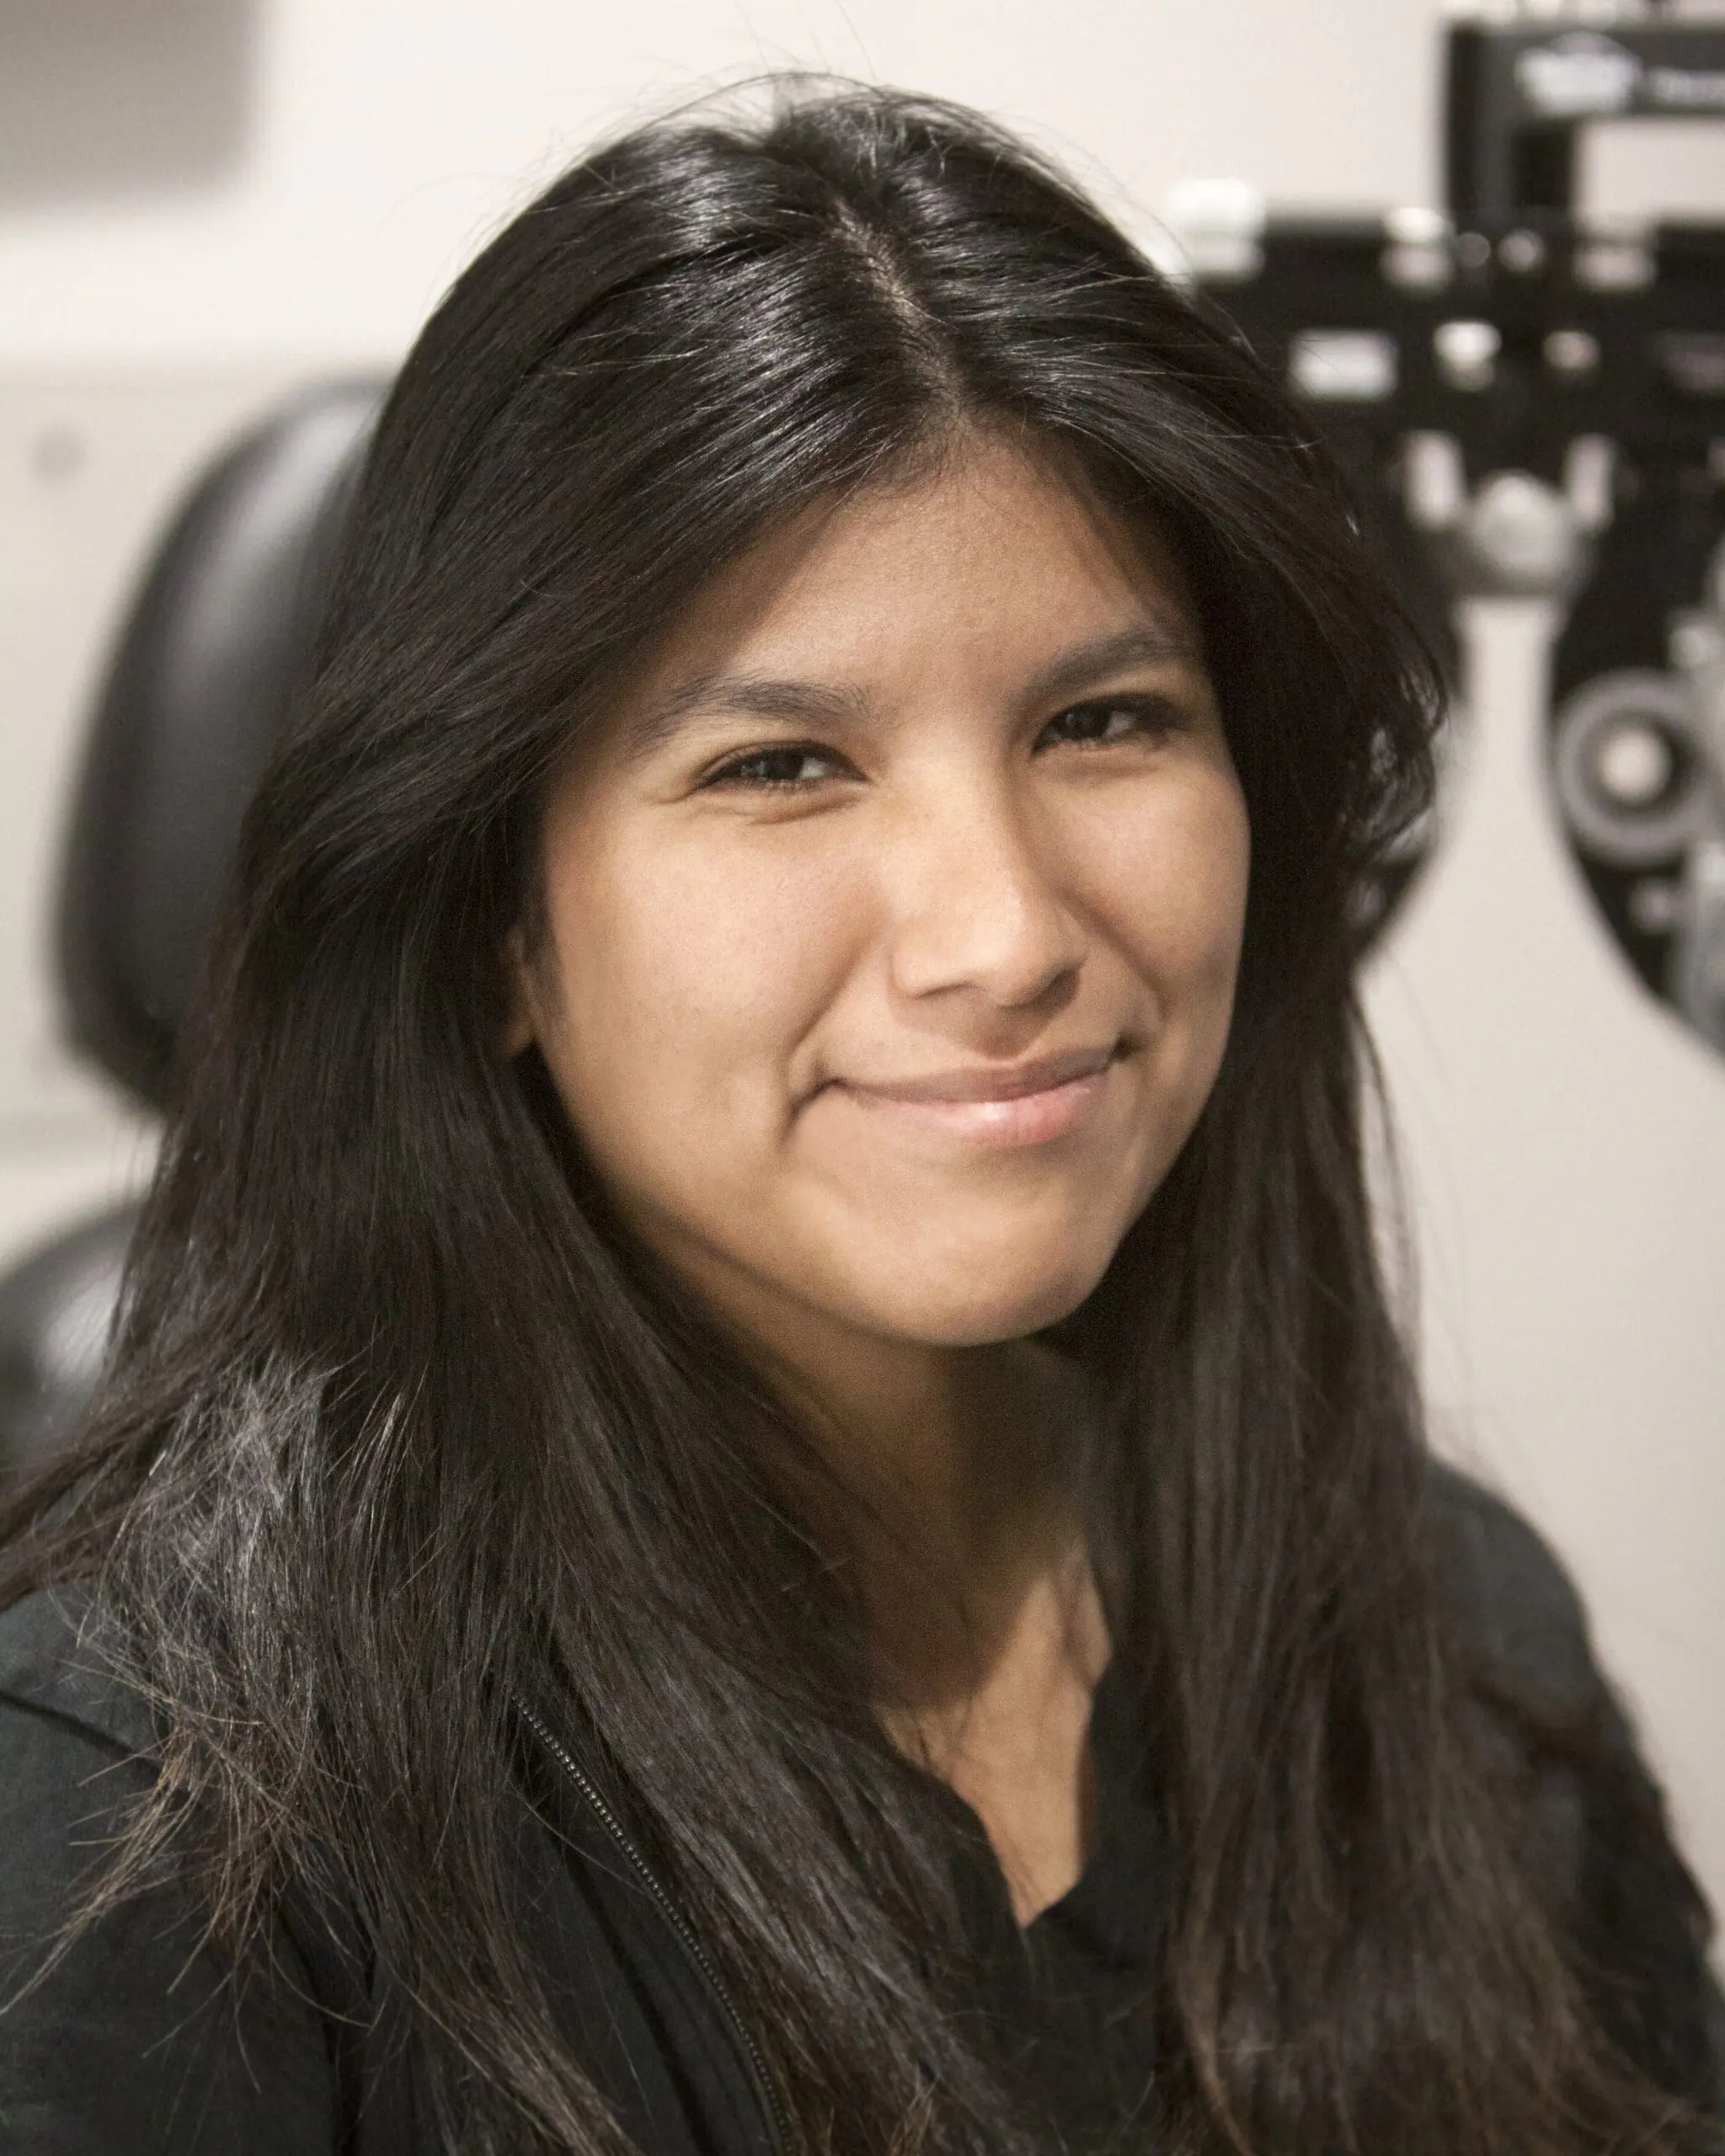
0, 81, 1718, 2156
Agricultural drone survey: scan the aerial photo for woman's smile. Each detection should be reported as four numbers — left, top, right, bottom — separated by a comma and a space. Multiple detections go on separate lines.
821, 1043, 1126, 1150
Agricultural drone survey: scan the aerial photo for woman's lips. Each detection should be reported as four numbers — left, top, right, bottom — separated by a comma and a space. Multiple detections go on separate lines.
833, 1048, 1119, 1150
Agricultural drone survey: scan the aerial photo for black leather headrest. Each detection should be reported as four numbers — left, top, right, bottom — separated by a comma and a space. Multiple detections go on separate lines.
0, 1202, 141, 1476
56, 378, 389, 1111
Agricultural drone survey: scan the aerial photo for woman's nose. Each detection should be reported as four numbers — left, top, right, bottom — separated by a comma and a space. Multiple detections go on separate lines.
883, 779, 1087, 1011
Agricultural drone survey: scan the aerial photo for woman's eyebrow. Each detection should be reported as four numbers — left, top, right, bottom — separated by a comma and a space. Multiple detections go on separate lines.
1021, 621, 1203, 707
619, 616, 1200, 766
618, 673, 870, 766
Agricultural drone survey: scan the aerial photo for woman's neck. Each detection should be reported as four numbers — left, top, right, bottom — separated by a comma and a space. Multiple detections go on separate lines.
759, 1322, 1112, 1921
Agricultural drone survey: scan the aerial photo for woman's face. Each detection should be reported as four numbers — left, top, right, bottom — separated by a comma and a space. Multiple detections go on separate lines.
510, 432, 1250, 1375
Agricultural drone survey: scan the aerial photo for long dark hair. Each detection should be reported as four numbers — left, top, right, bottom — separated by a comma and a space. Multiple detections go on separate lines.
3, 82, 1712, 2156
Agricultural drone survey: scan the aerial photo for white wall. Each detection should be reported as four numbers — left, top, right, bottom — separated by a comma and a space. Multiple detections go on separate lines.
1, 0, 1444, 366
3, 0, 1722, 1929
1369, 603, 1725, 1916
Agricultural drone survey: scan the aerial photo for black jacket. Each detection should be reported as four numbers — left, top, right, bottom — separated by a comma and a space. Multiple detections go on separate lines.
0, 1468, 1718, 2154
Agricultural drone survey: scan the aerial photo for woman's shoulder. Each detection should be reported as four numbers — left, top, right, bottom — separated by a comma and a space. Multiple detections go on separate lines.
0, 1584, 342, 2156
1426, 1465, 1725, 2103
0, 1580, 158, 1761
1423, 1460, 1607, 1726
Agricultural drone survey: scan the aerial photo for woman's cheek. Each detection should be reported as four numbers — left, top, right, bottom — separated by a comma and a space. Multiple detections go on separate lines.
557, 833, 849, 1168
1086, 773, 1248, 1005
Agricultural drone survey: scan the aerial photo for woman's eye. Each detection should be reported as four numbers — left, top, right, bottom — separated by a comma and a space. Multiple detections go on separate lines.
1040, 696, 1178, 749
701, 744, 848, 791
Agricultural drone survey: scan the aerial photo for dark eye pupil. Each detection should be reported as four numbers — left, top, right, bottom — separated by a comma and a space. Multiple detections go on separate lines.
1060, 703, 1128, 739
741, 749, 809, 782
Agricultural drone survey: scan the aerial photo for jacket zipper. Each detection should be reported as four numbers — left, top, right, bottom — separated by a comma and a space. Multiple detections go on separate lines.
514, 1696, 791, 2156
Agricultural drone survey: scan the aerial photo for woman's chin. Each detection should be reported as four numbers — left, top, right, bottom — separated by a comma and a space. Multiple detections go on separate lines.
859, 1254, 1112, 1349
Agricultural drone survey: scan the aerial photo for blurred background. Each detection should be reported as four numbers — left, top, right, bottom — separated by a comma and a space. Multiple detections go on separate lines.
2, 0, 1722, 1923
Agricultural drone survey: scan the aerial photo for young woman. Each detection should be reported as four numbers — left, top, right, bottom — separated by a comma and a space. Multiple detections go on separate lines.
0, 84, 1717, 2156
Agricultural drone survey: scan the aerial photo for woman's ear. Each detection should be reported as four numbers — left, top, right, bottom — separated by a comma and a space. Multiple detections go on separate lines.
499, 924, 539, 1057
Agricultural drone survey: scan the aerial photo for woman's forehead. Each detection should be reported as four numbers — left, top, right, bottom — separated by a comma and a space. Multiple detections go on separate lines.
595, 432, 1204, 751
